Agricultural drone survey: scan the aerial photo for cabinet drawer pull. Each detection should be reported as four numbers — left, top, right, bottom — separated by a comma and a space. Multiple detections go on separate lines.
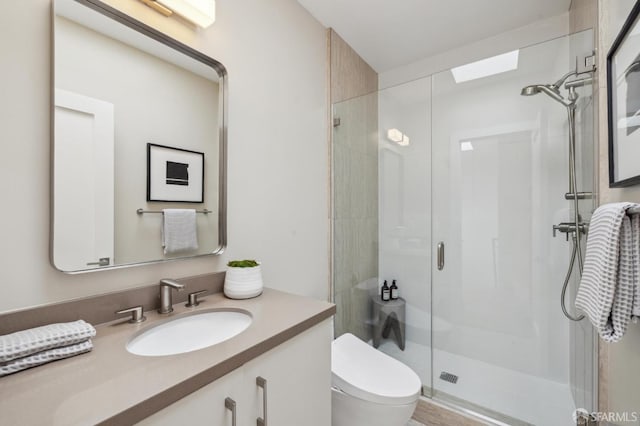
225, 397, 236, 426
256, 376, 267, 426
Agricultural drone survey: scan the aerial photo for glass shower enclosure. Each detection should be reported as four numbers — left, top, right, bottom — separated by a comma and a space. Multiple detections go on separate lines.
332, 29, 596, 425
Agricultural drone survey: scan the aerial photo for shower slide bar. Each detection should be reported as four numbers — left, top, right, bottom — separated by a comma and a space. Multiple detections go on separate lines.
136, 208, 212, 215
564, 192, 593, 200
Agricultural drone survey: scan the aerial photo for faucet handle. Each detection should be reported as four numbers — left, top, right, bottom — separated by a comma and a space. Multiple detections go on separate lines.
116, 306, 146, 323
160, 279, 185, 290
186, 290, 208, 307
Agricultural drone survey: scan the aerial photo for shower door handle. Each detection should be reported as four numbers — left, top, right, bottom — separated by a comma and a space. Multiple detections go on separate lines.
437, 242, 445, 270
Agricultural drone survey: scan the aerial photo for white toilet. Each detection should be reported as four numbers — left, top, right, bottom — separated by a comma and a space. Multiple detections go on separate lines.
331, 333, 422, 426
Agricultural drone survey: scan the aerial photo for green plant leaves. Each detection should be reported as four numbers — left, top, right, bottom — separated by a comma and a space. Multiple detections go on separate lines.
227, 259, 259, 268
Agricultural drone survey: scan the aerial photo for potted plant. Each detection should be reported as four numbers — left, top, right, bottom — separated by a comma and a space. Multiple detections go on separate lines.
224, 259, 263, 299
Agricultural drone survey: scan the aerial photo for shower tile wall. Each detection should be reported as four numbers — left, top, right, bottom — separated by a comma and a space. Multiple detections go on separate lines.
330, 30, 378, 341
333, 94, 378, 340
595, 0, 640, 417
568, 25, 598, 414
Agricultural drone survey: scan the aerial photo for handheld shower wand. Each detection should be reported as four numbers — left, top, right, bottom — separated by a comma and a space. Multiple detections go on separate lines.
520, 67, 593, 322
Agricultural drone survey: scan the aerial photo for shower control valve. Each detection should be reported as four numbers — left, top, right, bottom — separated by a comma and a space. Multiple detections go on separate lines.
552, 222, 588, 240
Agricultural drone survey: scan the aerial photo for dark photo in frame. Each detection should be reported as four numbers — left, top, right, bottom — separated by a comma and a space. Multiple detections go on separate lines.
147, 143, 204, 202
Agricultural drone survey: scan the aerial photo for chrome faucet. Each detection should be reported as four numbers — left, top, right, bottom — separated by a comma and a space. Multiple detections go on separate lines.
159, 279, 185, 314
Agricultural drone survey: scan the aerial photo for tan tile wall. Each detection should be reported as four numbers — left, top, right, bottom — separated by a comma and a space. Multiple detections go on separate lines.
329, 31, 378, 103
329, 30, 379, 341
571, 0, 640, 416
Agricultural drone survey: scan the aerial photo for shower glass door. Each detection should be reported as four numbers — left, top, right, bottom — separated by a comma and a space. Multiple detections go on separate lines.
431, 31, 595, 425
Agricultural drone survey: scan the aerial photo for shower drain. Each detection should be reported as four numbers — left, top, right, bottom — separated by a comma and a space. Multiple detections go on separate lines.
439, 371, 459, 384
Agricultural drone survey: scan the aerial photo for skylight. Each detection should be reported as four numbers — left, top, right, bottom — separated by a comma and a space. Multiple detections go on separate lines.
451, 50, 519, 83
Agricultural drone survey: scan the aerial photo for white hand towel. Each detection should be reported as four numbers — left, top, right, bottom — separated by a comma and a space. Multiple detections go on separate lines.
0, 320, 96, 363
575, 202, 640, 342
162, 209, 199, 255
0, 340, 93, 377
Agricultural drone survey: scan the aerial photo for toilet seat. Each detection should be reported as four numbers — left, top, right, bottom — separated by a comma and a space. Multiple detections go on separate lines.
332, 333, 421, 405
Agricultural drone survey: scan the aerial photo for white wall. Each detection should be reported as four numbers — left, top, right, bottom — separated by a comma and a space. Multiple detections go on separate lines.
376, 9, 574, 375
379, 13, 570, 89
375, 13, 599, 423
0, 0, 328, 313
377, 77, 432, 386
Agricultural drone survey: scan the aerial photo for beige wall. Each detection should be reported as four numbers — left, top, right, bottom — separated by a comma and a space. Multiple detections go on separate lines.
592, 0, 640, 417
0, 0, 329, 313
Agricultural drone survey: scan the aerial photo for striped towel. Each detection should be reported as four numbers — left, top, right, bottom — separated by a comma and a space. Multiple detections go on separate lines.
0, 340, 93, 377
0, 320, 96, 363
575, 202, 640, 342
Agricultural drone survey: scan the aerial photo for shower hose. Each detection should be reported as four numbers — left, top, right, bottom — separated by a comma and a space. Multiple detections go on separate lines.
562, 106, 585, 322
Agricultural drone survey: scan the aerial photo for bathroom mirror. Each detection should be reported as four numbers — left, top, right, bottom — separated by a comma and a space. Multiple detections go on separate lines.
52, 0, 227, 273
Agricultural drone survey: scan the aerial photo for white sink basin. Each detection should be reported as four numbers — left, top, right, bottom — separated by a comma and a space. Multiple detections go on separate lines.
126, 309, 252, 357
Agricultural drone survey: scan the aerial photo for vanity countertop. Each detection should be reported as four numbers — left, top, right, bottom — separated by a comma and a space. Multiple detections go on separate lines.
0, 288, 335, 425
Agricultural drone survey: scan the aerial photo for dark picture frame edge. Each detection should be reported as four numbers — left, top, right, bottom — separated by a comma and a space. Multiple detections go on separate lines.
607, 0, 640, 188
146, 143, 205, 203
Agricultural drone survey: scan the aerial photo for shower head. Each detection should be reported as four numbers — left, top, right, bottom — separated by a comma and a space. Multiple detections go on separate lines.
520, 83, 572, 107
521, 85, 542, 96
521, 67, 583, 107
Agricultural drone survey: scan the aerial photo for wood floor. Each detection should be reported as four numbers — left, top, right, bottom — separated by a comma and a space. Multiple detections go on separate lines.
412, 398, 488, 426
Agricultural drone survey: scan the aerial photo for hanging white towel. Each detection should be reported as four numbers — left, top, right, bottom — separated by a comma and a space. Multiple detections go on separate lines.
575, 202, 640, 343
0, 320, 96, 363
162, 209, 199, 255
0, 340, 93, 377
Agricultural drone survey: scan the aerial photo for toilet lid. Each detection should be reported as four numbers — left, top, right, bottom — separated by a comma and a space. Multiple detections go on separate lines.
331, 333, 421, 405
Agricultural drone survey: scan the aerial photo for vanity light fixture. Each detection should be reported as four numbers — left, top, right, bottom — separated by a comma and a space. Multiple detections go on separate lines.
387, 128, 410, 147
451, 50, 519, 83
139, 0, 216, 28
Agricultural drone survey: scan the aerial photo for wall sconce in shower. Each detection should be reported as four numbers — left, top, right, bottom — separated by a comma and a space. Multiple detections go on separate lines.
460, 141, 474, 151
387, 128, 410, 147
139, 0, 216, 28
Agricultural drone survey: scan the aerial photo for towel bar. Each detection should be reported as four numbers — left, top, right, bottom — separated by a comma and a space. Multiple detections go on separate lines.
136, 208, 212, 215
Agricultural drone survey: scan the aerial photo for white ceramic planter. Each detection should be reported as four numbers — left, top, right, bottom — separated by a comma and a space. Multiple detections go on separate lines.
224, 265, 264, 299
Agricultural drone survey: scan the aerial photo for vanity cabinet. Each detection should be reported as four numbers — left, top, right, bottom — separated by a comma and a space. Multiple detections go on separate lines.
137, 320, 331, 426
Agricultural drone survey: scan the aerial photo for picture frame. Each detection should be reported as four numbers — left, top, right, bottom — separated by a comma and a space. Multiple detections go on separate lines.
608, 0, 640, 187
147, 143, 204, 203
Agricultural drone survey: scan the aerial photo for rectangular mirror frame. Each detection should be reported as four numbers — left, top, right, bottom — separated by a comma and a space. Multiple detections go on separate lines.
51, 0, 227, 273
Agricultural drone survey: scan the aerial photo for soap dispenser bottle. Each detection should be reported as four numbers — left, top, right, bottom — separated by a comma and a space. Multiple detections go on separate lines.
381, 280, 391, 301
390, 280, 399, 300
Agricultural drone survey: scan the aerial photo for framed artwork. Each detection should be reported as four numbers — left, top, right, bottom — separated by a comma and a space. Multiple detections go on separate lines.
608, 1, 640, 187
147, 143, 204, 202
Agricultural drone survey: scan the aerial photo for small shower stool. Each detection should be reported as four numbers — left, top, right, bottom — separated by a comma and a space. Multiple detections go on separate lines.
371, 297, 406, 351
